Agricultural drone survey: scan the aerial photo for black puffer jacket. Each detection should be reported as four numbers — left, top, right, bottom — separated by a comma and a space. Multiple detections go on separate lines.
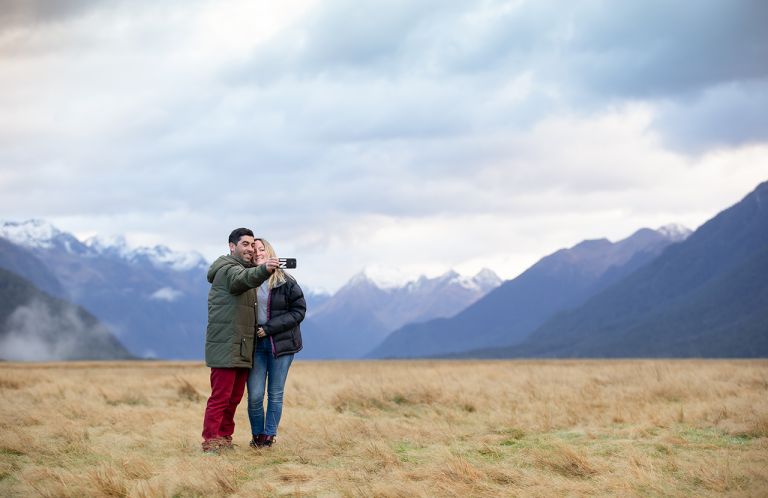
260, 275, 306, 357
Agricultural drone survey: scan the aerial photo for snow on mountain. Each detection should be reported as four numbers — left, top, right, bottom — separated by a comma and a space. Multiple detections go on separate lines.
313, 267, 502, 320
358, 264, 414, 290
0, 219, 210, 360
130, 245, 206, 271
0, 219, 64, 249
657, 223, 692, 242
84, 235, 204, 271
85, 235, 206, 271
356, 265, 502, 293
457, 268, 503, 292
1, 219, 207, 272
84, 234, 132, 257
399, 269, 502, 294
302, 266, 503, 358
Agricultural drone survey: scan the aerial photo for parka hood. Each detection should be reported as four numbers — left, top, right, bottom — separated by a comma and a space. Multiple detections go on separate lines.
207, 255, 243, 283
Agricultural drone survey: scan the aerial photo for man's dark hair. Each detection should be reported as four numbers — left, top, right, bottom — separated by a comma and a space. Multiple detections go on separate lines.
228, 228, 254, 245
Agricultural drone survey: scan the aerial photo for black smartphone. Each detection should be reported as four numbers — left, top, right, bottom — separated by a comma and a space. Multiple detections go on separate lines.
278, 258, 297, 269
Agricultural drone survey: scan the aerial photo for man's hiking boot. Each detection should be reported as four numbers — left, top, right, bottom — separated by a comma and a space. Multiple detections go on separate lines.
250, 434, 275, 448
219, 436, 236, 450
202, 438, 222, 454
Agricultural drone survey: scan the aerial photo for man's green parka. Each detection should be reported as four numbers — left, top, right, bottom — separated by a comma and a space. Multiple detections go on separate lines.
205, 255, 270, 368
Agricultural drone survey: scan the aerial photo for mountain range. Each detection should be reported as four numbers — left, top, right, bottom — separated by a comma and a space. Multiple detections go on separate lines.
301, 268, 502, 359
1, 180, 765, 361
456, 180, 768, 358
368, 225, 690, 358
0, 220, 209, 359
0, 221, 501, 360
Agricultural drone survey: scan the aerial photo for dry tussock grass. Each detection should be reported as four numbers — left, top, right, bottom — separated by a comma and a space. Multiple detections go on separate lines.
0, 359, 766, 496
530, 443, 599, 479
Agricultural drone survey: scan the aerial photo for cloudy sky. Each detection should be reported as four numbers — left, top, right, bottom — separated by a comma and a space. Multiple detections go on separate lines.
0, 0, 766, 292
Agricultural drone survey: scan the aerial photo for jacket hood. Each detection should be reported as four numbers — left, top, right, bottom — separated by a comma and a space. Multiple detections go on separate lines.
207, 255, 244, 283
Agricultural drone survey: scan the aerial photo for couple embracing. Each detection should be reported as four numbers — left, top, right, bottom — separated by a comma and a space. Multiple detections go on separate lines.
201, 228, 305, 453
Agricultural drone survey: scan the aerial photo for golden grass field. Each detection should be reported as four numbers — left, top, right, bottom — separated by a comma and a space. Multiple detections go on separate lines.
1, 360, 767, 497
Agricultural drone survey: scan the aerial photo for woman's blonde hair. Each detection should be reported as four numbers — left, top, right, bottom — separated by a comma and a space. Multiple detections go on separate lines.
256, 238, 287, 289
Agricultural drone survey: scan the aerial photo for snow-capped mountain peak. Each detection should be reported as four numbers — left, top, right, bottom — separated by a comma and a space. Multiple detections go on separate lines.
0, 219, 63, 249
358, 265, 413, 290
657, 223, 692, 242
349, 266, 501, 293
84, 234, 131, 257
474, 267, 502, 284
86, 235, 206, 271
85, 234, 129, 250
449, 268, 502, 292
2, 219, 207, 272
463, 268, 503, 291
133, 245, 207, 272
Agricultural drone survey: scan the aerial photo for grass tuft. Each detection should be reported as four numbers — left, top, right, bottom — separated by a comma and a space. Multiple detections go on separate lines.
440, 455, 484, 483
176, 376, 204, 402
89, 464, 128, 498
532, 444, 599, 479
0, 377, 21, 390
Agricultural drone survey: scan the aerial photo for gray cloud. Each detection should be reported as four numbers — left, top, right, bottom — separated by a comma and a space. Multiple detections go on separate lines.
565, 0, 768, 99
308, 0, 768, 97
0, 0, 767, 290
232, 0, 768, 150
237, 0, 462, 79
0, 0, 103, 30
296, 0, 453, 71
654, 80, 768, 152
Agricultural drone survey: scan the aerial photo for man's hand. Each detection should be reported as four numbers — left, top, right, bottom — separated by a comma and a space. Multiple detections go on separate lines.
257, 327, 267, 338
264, 257, 279, 273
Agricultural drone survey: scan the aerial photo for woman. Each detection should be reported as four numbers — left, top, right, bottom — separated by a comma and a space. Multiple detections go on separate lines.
247, 238, 306, 448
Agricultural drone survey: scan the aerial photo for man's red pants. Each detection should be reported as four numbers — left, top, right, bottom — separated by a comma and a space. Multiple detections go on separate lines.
202, 367, 249, 442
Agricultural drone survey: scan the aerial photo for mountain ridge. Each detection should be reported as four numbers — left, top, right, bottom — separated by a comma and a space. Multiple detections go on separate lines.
301, 268, 502, 359
0, 220, 207, 272
0, 220, 503, 360
0, 220, 209, 359
368, 225, 690, 358
455, 180, 768, 358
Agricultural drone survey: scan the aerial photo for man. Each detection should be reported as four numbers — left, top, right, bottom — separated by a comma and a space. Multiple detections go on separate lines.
201, 227, 279, 453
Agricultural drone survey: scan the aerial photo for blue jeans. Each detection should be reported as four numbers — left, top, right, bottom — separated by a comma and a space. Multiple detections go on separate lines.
247, 338, 294, 437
